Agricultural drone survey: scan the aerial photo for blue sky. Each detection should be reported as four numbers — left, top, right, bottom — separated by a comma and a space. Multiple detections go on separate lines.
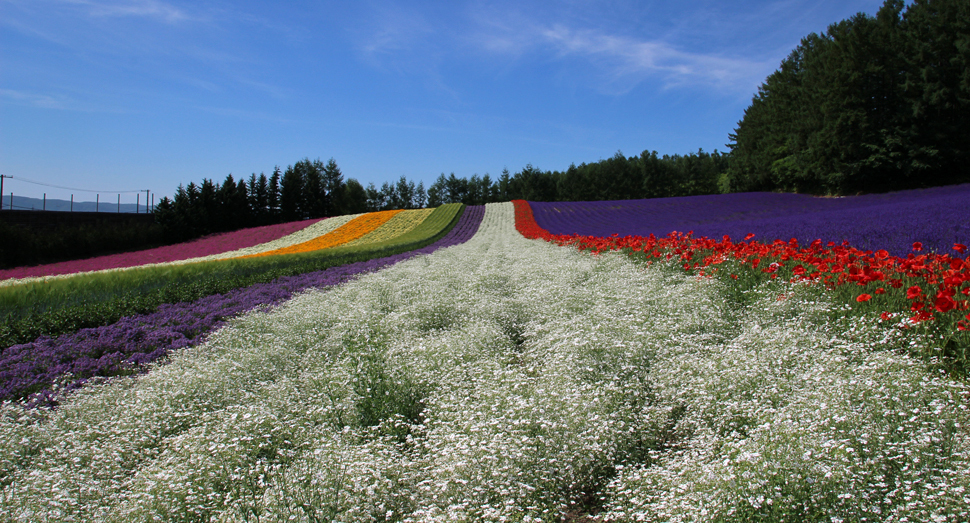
1, 0, 886, 203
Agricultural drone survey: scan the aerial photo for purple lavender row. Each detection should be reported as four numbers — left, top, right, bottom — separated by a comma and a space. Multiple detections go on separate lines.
1, 206, 484, 408
530, 184, 970, 257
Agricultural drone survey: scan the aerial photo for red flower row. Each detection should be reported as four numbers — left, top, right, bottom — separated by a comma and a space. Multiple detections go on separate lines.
512, 200, 970, 332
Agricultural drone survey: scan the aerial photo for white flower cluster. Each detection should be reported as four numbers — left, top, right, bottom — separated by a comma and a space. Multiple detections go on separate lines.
1, 203, 967, 522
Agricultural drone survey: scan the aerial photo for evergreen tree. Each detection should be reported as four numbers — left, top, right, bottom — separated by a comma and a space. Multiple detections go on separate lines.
728, 0, 970, 194
396, 176, 414, 209
365, 182, 383, 212
280, 165, 305, 221
426, 176, 444, 208
414, 181, 427, 208
342, 178, 368, 214
268, 167, 281, 219
322, 158, 344, 216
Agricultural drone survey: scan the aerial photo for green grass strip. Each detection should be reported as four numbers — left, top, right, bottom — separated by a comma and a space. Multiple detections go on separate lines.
0, 204, 465, 350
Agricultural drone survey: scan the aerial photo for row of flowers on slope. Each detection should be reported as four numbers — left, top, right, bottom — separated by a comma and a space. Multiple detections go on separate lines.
0, 218, 326, 283
244, 210, 403, 258
0, 206, 486, 407
514, 199, 970, 373
341, 208, 434, 247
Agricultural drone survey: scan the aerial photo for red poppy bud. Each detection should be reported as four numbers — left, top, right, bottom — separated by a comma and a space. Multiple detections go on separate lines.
857, 294, 872, 302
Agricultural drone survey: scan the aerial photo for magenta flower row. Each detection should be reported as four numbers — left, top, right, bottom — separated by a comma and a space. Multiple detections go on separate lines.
0, 218, 324, 280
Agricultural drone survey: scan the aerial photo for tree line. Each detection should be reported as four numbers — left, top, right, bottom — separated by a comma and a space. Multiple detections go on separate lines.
153, 149, 730, 240
727, 0, 970, 194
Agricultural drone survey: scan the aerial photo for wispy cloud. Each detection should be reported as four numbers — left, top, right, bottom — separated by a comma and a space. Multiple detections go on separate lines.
465, 4, 776, 96
538, 24, 770, 92
0, 89, 71, 109
357, 3, 436, 60
60, 0, 190, 23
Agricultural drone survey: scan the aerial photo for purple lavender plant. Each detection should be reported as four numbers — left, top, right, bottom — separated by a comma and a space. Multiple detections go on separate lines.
1, 206, 484, 407
530, 184, 970, 257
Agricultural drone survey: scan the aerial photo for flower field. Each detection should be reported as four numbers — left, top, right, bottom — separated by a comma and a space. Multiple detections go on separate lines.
529, 183, 970, 257
245, 210, 404, 259
1, 193, 969, 521
343, 209, 436, 248
0, 218, 326, 285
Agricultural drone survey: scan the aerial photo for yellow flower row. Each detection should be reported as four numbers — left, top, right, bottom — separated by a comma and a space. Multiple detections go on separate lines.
342, 208, 435, 248
245, 210, 403, 258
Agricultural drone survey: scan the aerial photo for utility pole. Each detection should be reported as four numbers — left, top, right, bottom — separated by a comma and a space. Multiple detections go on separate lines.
144, 190, 150, 213
0, 175, 5, 210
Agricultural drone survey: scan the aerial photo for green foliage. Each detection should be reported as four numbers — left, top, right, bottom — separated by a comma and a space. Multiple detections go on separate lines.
0, 204, 464, 350
728, 0, 970, 194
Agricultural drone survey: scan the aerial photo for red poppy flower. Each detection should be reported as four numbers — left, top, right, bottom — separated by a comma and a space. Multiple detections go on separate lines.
875, 288, 885, 295
880, 311, 892, 321
935, 295, 956, 313
955, 243, 967, 254
792, 265, 806, 276
744, 233, 756, 241
913, 242, 923, 252
857, 294, 872, 302
906, 285, 923, 300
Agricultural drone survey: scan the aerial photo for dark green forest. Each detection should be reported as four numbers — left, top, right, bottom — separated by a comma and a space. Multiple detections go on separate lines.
728, 0, 970, 194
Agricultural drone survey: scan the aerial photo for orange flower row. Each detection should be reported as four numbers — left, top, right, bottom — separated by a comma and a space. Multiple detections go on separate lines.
244, 210, 403, 259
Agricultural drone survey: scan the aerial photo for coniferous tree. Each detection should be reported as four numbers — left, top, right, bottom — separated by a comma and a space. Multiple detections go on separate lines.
268, 167, 281, 219
342, 178, 368, 214
396, 176, 414, 209
279, 164, 305, 221
728, 0, 970, 194
426, 176, 444, 208
414, 181, 427, 208
364, 182, 383, 211
322, 158, 344, 216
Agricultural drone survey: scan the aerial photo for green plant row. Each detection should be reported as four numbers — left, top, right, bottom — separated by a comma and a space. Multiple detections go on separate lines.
0, 204, 465, 351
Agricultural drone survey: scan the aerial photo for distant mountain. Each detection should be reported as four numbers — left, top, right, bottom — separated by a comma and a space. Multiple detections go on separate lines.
1, 196, 150, 214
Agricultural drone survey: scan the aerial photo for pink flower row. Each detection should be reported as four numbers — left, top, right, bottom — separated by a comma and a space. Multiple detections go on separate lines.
0, 219, 324, 280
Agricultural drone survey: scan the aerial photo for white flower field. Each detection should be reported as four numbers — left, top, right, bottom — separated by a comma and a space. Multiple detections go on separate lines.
1, 203, 967, 521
